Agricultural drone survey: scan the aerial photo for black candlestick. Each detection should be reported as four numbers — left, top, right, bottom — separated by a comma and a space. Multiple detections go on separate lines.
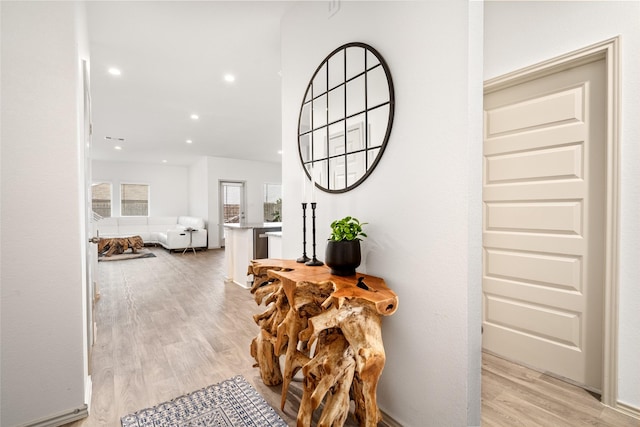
297, 202, 310, 263
305, 202, 324, 266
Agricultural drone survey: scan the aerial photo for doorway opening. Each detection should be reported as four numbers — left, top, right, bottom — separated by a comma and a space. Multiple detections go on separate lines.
219, 181, 246, 247
482, 37, 620, 405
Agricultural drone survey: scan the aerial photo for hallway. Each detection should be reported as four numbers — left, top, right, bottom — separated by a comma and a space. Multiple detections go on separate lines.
68, 247, 638, 426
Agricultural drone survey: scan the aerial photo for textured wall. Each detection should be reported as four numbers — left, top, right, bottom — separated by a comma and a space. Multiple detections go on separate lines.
281, 2, 483, 425
1, 2, 89, 425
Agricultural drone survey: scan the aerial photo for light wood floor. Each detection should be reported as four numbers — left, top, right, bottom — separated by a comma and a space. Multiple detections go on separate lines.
66, 247, 639, 427
482, 352, 638, 427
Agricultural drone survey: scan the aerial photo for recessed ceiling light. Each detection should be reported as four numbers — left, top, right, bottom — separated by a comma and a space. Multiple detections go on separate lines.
186, 139, 193, 144
108, 67, 122, 76
224, 74, 235, 83
114, 146, 122, 150
278, 150, 283, 155
190, 114, 199, 120
162, 160, 168, 163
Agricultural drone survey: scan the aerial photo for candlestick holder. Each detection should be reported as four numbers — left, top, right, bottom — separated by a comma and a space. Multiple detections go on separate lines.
305, 202, 324, 266
297, 202, 310, 263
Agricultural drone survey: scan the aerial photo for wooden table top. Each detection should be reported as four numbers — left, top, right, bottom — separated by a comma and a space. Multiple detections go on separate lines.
250, 259, 398, 316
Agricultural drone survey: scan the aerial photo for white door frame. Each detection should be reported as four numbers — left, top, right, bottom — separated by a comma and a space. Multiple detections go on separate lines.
82, 59, 95, 411
219, 180, 247, 247
484, 37, 620, 408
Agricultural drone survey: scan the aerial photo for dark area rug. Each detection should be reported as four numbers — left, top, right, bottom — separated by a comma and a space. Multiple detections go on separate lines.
120, 375, 287, 427
98, 249, 156, 262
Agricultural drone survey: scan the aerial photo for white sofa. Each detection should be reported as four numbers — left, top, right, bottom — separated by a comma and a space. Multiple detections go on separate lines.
97, 216, 207, 251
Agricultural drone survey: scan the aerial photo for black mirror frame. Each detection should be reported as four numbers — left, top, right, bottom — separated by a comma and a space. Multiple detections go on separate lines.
297, 42, 395, 193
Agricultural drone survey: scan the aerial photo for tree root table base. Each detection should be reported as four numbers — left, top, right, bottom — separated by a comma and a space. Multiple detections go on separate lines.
98, 236, 144, 257
248, 259, 398, 427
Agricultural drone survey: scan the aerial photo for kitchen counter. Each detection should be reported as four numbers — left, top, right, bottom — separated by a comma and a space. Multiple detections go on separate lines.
223, 222, 282, 230
223, 222, 282, 288
265, 231, 282, 259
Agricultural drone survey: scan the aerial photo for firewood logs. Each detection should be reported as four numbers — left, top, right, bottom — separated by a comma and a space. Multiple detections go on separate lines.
248, 259, 398, 427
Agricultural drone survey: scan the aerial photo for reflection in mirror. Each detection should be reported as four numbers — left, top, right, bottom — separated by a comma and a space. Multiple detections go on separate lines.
312, 128, 328, 159
330, 156, 345, 190
346, 76, 366, 116
328, 52, 345, 90
346, 47, 365, 80
367, 106, 389, 148
315, 159, 328, 189
346, 123, 363, 154
346, 152, 366, 187
346, 114, 366, 149
367, 148, 380, 169
328, 122, 345, 155
300, 134, 312, 162
367, 66, 390, 107
312, 94, 327, 128
328, 88, 345, 124
313, 63, 327, 94
300, 103, 312, 133
366, 50, 380, 69
298, 42, 394, 193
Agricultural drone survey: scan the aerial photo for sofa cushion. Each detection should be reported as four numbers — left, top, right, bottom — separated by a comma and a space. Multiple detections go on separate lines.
147, 217, 177, 243
97, 217, 119, 237
178, 216, 205, 230
148, 216, 178, 227
118, 217, 148, 237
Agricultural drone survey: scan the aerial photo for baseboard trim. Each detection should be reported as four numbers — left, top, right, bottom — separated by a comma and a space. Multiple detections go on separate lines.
381, 408, 403, 427
85, 374, 93, 414
615, 401, 640, 421
20, 405, 88, 427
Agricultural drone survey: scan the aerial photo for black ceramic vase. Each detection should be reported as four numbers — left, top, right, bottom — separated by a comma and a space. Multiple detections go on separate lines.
325, 240, 361, 276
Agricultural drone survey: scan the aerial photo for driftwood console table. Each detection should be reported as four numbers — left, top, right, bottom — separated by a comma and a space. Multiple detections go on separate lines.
248, 259, 398, 427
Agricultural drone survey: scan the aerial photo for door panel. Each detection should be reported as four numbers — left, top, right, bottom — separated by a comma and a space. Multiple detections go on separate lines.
485, 200, 583, 234
483, 58, 605, 391
484, 295, 581, 346
486, 144, 584, 184
486, 86, 584, 135
485, 249, 582, 291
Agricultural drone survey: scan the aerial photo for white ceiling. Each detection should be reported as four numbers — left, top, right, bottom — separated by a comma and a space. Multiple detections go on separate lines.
86, 1, 294, 166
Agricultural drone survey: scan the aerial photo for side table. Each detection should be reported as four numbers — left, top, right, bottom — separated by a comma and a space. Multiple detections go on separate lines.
182, 227, 197, 255
248, 259, 398, 427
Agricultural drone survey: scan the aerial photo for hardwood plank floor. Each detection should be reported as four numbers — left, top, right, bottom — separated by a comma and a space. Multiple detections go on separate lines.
66, 247, 639, 427
482, 352, 638, 427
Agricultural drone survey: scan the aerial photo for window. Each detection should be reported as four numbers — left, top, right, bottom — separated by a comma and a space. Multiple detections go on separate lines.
91, 182, 112, 218
121, 183, 149, 216
264, 183, 282, 222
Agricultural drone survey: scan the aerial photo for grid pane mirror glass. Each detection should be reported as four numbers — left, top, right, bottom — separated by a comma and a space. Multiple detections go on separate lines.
298, 42, 394, 193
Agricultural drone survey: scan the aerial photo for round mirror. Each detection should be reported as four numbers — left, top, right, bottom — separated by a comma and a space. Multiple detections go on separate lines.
298, 42, 394, 193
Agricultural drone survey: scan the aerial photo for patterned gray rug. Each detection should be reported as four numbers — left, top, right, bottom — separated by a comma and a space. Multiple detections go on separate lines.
121, 375, 287, 427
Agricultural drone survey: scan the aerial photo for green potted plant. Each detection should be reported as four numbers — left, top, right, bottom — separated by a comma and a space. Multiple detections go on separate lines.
325, 216, 367, 276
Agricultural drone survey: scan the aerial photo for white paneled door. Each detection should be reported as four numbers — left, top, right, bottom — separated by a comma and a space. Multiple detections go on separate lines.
482, 58, 606, 391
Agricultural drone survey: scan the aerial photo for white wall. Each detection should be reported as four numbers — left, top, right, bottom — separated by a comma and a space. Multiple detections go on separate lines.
0, 2, 89, 425
281, 2, 483, 425
93, 157, 281, 249
484, 0, 640, 410
206, 156, 281, 248
189, 157, 209, 226
93, 160, 189, 217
